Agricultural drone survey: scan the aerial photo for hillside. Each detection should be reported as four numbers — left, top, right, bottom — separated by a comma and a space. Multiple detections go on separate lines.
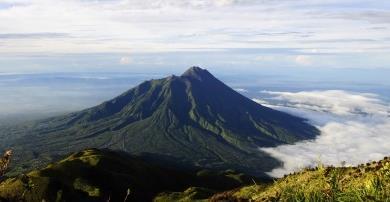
1, 150, 388, 202
0, 149, 258, 202
1, 67, 319, 176
210, 157, 390, 201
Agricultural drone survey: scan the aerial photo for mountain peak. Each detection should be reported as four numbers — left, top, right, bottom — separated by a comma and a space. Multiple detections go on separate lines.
183, 66, 204, 73
9, 66, 319, 177
181, 66, 213, 80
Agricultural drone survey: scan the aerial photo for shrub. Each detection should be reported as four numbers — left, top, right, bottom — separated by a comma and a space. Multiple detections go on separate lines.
0, 150, 12, 179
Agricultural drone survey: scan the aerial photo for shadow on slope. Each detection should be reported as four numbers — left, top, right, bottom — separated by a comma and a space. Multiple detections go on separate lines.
0, 148, 263, 202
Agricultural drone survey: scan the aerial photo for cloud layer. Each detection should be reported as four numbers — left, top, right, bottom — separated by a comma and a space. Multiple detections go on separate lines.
256, 90, 390, 177
1, 0, 390, 71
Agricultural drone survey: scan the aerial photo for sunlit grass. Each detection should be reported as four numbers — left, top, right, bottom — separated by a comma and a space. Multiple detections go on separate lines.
214, 157, 390, 202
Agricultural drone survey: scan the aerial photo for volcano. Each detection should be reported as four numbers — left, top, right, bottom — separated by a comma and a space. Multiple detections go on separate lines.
4, 67, 319, 176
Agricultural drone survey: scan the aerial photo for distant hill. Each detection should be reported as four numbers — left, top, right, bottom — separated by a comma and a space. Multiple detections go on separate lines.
0, 149, 258, 202
1, 67, 318, 176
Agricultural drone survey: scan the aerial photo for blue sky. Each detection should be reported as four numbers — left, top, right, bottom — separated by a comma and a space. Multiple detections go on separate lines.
0, 0, 390, 73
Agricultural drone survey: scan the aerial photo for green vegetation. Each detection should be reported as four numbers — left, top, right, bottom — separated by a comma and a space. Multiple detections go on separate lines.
210, 157, 390, 202
0, 150, 388, 202
0, 148, 260, 202
154, 187, 214, 202
0, 67, 318, 177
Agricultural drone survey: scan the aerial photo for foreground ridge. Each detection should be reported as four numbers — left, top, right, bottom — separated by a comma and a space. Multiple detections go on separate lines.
1, 150, 387, 202
0, 149, 258, 201
210, 157, 390, 201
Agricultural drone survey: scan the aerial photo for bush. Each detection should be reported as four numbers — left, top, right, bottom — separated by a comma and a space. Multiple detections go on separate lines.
0, 150, 12, 179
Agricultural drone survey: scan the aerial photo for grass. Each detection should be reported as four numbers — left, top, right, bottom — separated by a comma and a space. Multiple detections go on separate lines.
210, 156, 390, 202
0, 148, 260, 202
2, 148, 388, 201
154, 187, 215, 202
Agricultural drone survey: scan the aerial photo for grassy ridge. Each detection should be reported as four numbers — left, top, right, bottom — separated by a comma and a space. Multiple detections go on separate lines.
210, 157, 390, 201
0, 149, 259, 202
1, 149, 388, 201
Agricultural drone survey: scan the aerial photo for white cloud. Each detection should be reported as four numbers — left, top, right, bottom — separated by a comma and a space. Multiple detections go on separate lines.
252, 98, 269, 105
234, 88, 248, 92
294, 55, 312, 65
119, 56, 132, 65
0, 0, 389, 57
261, 90, 388, 116
256, 90, 390, 178
214, 0, 235, 7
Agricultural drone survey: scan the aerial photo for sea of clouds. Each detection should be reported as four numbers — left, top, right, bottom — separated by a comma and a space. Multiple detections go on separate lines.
254, 90, 390, 178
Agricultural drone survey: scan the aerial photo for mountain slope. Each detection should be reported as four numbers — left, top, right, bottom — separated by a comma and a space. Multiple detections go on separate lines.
0, 149, 257, 202
210, 157, 390, 201
2, 67, 319, 176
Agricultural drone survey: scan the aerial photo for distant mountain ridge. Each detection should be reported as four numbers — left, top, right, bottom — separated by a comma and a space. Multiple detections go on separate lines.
2, 67, 319, 176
